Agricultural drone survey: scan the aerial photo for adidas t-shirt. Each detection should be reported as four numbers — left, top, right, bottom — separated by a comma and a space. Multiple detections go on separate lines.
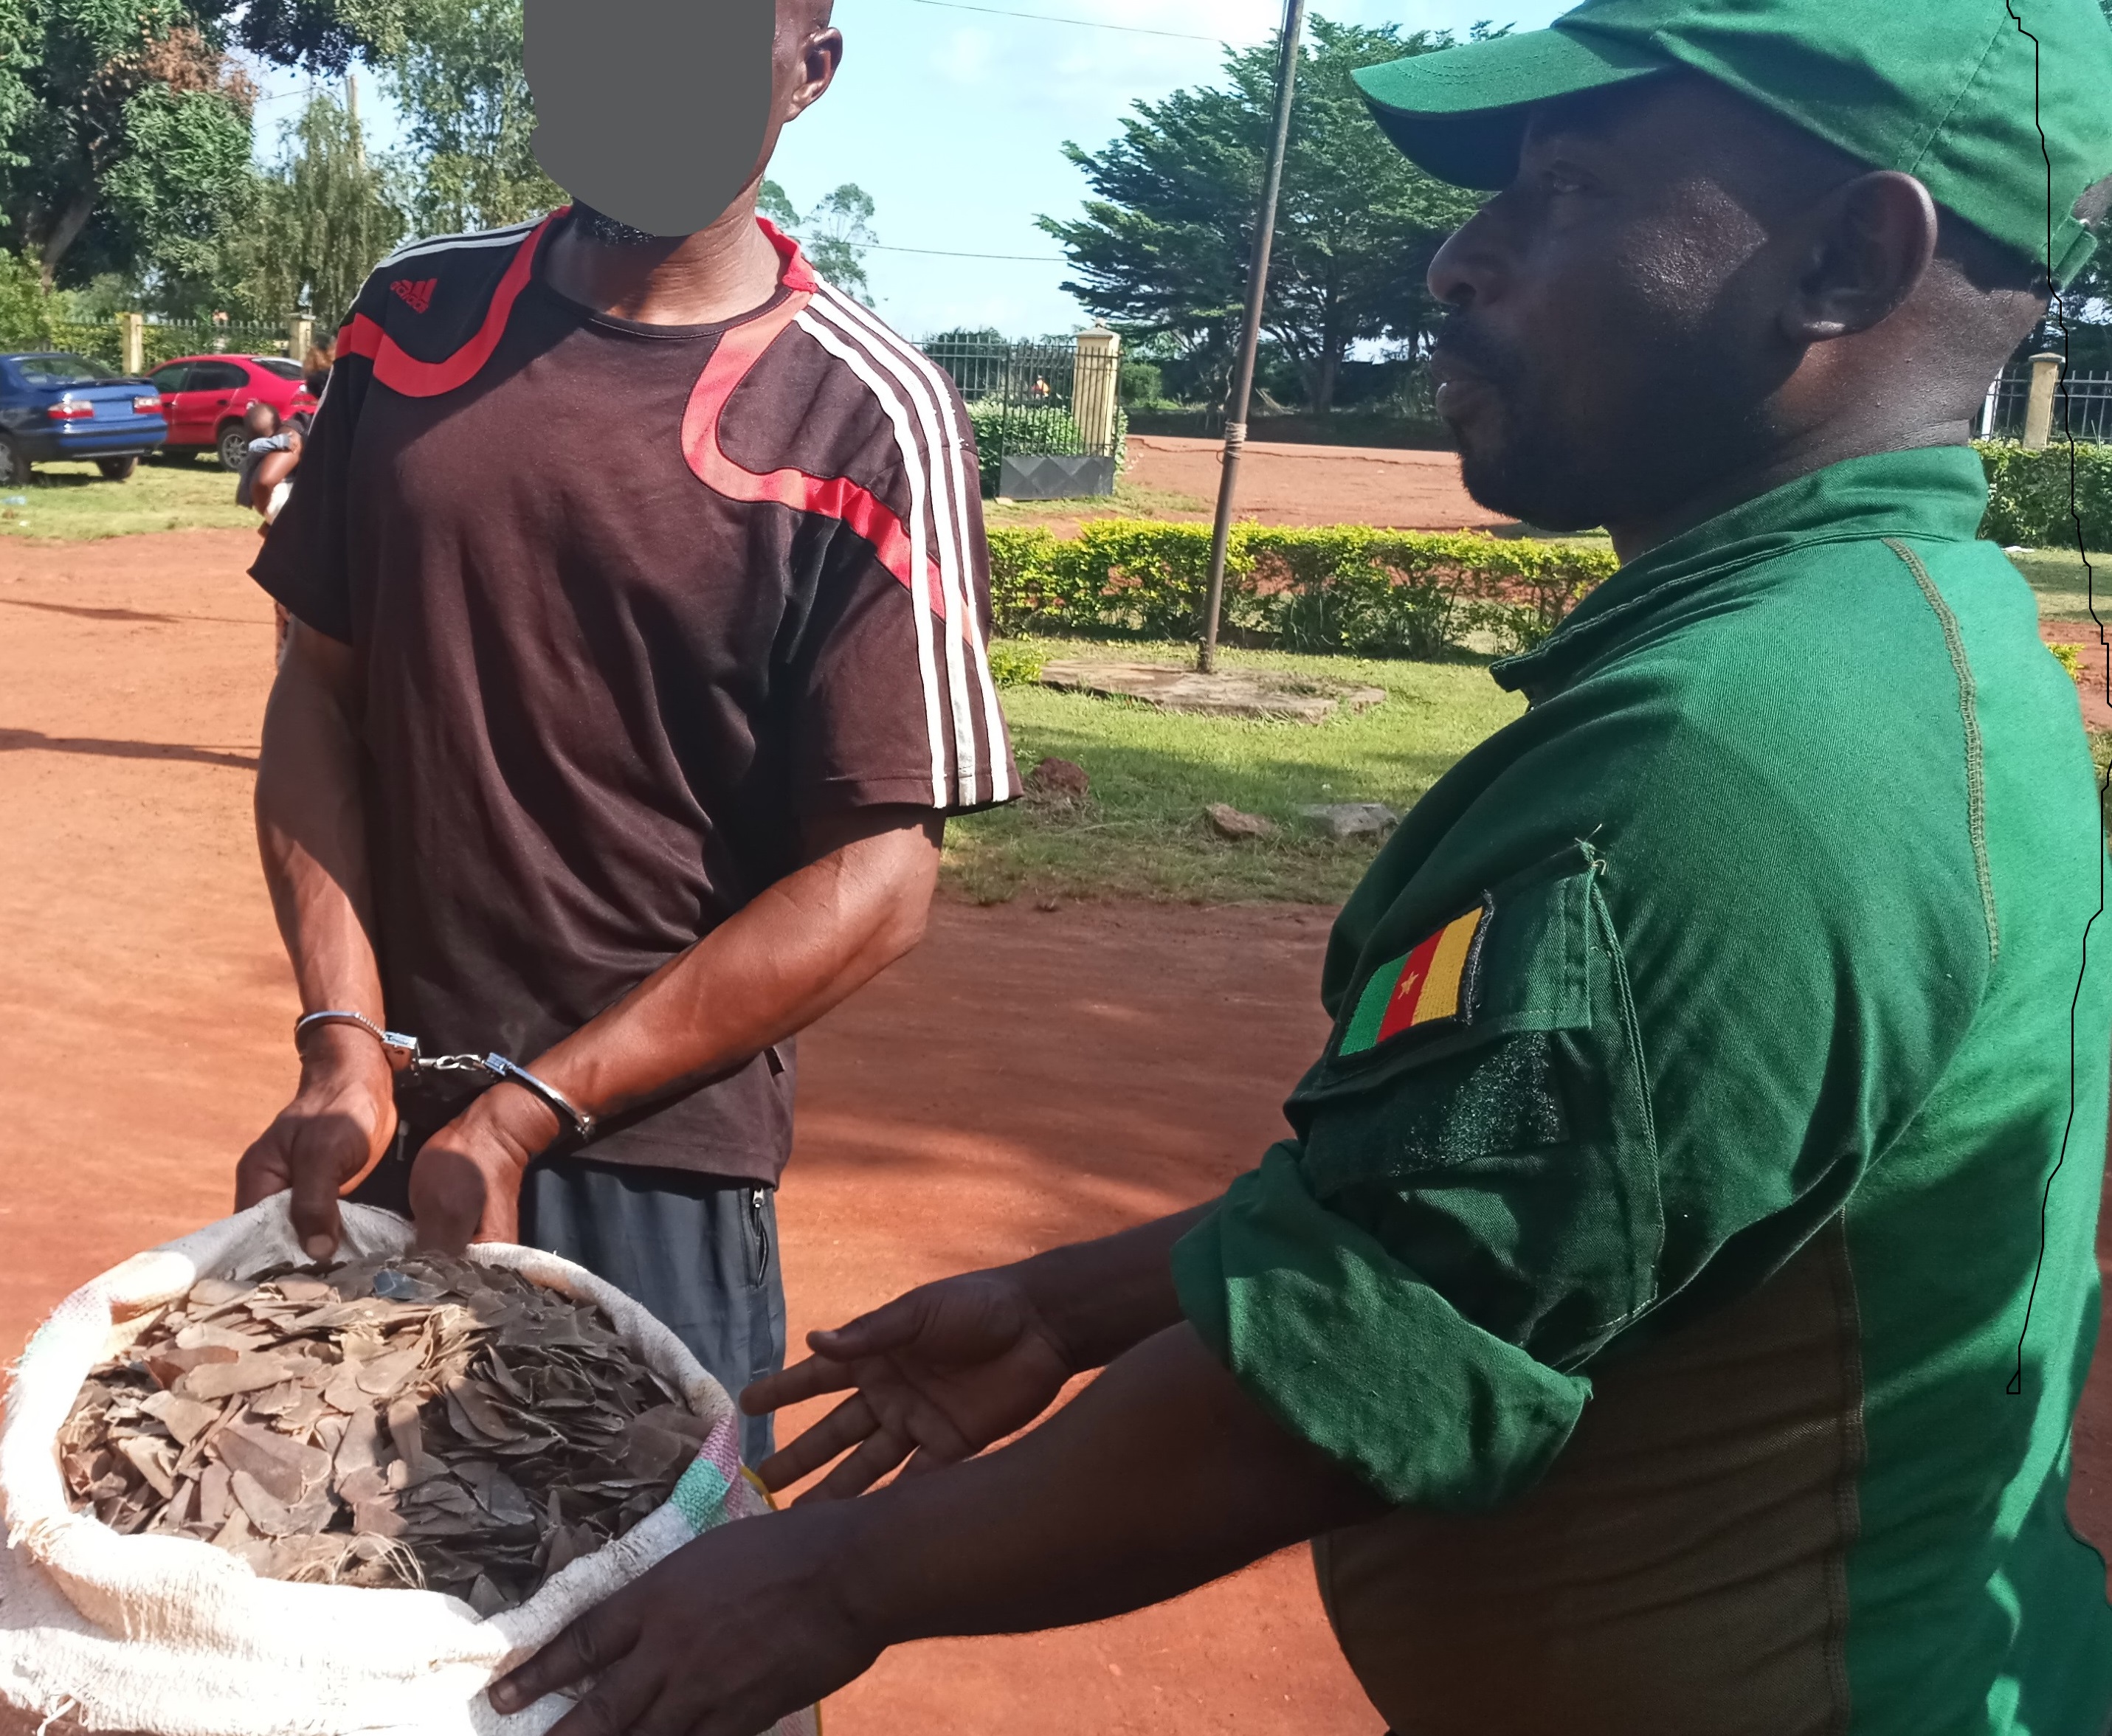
252, 210, 1016, 1181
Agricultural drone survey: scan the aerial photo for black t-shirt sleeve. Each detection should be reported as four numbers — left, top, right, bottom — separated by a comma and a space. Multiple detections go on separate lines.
784, 414, 1016, 817
249, 321, 373, 643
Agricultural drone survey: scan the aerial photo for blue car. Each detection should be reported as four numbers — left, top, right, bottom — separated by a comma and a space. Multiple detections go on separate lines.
0, 351, 170, 488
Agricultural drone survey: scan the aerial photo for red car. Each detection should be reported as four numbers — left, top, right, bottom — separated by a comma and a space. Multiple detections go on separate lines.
146, 353, 320, 470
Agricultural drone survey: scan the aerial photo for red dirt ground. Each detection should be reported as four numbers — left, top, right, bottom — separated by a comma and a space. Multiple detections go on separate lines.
1046, 435, 1514, 536
0, 530, 1376, 1734
2041, 618, 2112, 729
4, 530, 2110, 1732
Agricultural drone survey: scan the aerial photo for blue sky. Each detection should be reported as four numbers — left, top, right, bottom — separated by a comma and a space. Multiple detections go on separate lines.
248, 0, 1571, 337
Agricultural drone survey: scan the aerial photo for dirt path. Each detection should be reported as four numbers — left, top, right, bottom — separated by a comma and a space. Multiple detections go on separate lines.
0, 530, 1376, 1733
1018, 435, 1514, 537
4, 531, 2108, 1732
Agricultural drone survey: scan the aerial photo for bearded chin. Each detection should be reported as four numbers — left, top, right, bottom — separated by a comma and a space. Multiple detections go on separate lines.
570, 203, 676, 248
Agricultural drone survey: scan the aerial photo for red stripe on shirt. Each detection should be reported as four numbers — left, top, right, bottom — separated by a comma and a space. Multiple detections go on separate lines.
338, 212, 562, 397
680, 255, 950, 621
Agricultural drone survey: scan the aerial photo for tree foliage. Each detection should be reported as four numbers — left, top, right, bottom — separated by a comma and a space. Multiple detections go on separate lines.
382, 0, 557, 239
1041, 20, 1485, 414
762, 178, 877, 303
227, 82, 404, 324
0, 0, 398, 300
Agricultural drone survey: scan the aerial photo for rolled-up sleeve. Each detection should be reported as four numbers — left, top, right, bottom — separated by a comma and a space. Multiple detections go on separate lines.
1172, 1143, 1590, 1509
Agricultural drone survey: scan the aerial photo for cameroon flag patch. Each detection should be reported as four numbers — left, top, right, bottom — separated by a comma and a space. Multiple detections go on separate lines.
1339, 900, 1491, 1057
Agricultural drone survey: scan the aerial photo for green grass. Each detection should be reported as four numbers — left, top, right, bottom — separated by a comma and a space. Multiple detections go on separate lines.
2006, 545, 2112, 620
945, 636, 1524, 905
981, 477, 1212, 528
0, 454, 257, 542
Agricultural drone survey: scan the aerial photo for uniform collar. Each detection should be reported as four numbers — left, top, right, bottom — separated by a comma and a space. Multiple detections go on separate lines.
1490, 444, 1992, 698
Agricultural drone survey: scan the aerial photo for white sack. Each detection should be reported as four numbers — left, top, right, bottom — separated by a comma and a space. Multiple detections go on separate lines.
0, 1197, 816, 1736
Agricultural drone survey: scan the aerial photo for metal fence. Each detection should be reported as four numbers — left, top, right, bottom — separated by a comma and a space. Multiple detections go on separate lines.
4, 317, 299, 376
916, 333, 1123, 497
1980, 364, 2112, 443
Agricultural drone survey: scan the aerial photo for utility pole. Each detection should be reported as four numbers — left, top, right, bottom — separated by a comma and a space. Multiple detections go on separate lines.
348, 72, 365, 170
1198, 0, 1307, 674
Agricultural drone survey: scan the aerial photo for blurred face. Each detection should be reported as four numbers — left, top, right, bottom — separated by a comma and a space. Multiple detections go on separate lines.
246, 404, 279, 435
528, 0, 839, 242
1424, 77, 1814, 532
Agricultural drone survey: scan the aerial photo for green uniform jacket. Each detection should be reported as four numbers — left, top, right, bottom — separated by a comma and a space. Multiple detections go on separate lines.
1173, 446, 2112, 1734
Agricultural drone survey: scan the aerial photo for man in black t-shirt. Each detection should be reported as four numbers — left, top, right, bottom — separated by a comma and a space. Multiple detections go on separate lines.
238, 0, 1014, 1463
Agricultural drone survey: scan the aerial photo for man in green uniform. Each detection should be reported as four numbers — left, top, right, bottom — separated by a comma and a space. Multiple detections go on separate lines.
487, 2, 2112, 1730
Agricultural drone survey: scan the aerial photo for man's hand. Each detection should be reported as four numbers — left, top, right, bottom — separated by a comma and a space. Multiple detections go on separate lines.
492, 1327, 1387, 1736
742, 1270, 1074, 1501
235, 1023, 397, 1261
409, 1082, 560, 1252
489, 1504, 873, 1736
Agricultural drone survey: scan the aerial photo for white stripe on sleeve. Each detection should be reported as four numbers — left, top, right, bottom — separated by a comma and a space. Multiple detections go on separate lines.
813, 285, 1012, 805
807, 294, 983, 807
792, 309, 948, 809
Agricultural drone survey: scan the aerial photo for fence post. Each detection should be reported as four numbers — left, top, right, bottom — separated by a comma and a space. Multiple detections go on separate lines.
1074, 325, 1122, 458
289, 314, 314, 364
120, 313, 145, 377
2023, 350, 2063, 449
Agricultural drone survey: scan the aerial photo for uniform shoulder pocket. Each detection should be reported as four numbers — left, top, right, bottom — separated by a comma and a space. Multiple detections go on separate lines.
1293, 847, 1664, 1334
1305, 854, 1598, 1102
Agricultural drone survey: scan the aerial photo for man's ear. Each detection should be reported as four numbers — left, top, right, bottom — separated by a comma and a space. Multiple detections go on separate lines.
786, 24, 843, 122
1779, 170, 1939, 344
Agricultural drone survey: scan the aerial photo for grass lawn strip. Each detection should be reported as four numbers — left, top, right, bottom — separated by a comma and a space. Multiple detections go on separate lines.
946, 637, 1523, 906
0, 457, 258, 542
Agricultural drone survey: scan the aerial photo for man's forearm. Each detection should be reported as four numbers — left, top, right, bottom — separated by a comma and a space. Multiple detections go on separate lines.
256, 623, 383, 1018
520, 811, 939, 1134
829, 1325, 1382, 1645
1016, 1207, 1212, 1374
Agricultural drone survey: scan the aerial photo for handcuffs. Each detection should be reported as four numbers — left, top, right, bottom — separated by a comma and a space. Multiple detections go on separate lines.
294, 1009, 596, 1147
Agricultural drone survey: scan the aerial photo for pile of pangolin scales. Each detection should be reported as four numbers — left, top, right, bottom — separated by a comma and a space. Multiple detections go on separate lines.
58, 1254, 713, 1614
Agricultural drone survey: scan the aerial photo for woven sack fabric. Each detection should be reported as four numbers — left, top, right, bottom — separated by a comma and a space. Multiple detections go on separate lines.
0, 1197, 817, 1736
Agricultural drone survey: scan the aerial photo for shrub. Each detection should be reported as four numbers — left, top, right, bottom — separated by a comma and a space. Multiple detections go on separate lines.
1976, 440, 2112, 551
986, 521, 1616, 657
986, 640, 1046, 686
965, 400, 1131, 496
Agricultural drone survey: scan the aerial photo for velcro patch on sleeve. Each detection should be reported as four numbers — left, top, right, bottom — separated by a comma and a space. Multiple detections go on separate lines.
1339, 898, 1492, 1057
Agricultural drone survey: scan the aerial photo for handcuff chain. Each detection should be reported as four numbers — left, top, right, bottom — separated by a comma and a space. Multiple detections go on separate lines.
292, 1012, 596, 1147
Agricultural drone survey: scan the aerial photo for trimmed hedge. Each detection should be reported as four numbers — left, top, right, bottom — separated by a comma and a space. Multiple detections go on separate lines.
986, 522, 1618, 658
1976, 440, 2112, 550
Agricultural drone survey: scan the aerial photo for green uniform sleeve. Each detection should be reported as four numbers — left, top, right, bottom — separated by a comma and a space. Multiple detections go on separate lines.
1172, 1144, 1590, 1509
1172, 672, 1992, 1510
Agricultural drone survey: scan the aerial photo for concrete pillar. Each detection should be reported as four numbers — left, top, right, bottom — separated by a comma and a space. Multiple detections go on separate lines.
2023, 350, 2064, 449
120, 312, 145, 378
289, 314, 314, 364
1074, 324, 1122, 457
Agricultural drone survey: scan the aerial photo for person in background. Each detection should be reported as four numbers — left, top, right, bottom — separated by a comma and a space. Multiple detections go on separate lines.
232, 402, 282, 512
243, 404, 308, 663
303, 339, 334, 401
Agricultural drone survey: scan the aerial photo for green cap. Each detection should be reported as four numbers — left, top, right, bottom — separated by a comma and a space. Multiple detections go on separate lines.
1353, 0, 2112, 286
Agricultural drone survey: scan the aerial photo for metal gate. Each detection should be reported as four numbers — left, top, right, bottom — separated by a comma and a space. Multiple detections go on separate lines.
915, 334, 1122, 499
1980, 364, 2112, 442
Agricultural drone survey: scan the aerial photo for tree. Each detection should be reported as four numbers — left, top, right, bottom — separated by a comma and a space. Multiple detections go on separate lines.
0, 1, 398, 294
382, 0, 559, 239
761, 179, 877, 303
230, 82, 404, 325
1041, 20, 1482, 415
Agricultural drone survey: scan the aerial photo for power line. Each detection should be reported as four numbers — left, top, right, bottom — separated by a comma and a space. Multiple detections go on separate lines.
903, 0, 1228, 44
849, 240, 1066, 262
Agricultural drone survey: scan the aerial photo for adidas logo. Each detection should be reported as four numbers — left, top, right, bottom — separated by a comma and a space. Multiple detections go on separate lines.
390, 277, 437, 314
